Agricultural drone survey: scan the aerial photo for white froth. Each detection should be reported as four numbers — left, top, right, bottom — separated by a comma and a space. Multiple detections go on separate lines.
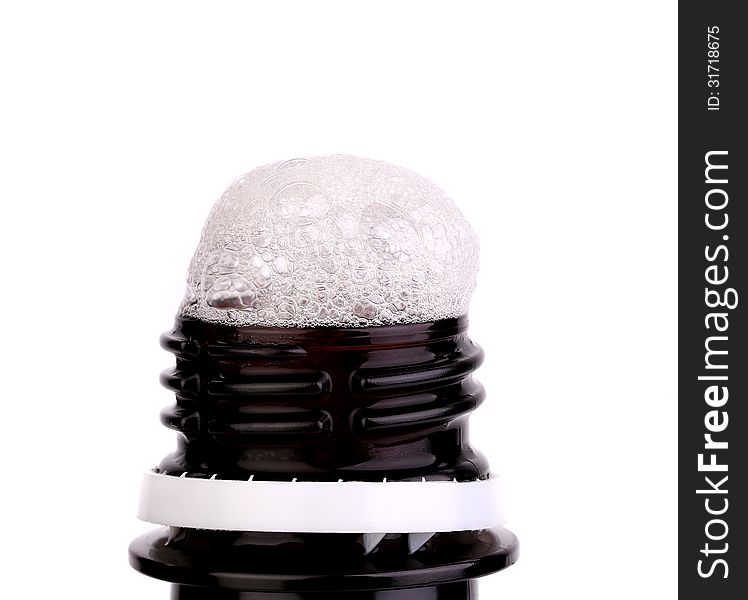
180, 155, 479, 327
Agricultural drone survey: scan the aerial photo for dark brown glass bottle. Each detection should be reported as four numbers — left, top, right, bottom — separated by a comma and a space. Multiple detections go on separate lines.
129, 316, 518, 599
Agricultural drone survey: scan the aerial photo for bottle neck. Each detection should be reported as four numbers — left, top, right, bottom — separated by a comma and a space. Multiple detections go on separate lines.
171, 581, 477, 599
129, 317, 518, 599
158, 316, 488, 483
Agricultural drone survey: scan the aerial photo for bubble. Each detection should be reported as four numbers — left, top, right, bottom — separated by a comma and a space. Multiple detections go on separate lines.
389, 298, 406, 312
246, 254, 272, 288
252, 230, 273, 248
218, 251, 240, 271
370, 225, 390, 239
183, 286, 198, 306
352, 263, 376, 284
277, 299, 296, 319
277, 157, 309, 170
206, 275, 257, 309
353, 299, 379, 319
273, 256, 292, 275
274, 182, 329, 219
333, 213, 358, 239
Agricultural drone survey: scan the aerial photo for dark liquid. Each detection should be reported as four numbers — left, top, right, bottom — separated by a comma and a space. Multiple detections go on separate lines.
129, 317, 518, 598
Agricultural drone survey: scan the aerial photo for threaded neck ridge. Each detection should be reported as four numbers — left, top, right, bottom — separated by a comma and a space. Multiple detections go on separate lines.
157, 316, 488, 483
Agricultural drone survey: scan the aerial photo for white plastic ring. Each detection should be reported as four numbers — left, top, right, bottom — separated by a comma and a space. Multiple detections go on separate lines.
137, 471, 506, 533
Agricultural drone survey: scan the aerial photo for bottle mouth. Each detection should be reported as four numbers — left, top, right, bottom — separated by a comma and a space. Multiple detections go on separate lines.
162, 314, 471, 349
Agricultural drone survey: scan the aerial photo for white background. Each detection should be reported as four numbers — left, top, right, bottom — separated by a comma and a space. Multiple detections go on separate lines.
0, 1, 676, 598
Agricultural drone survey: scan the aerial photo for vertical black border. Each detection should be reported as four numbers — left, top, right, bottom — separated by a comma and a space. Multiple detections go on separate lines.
679, 2, 746, 597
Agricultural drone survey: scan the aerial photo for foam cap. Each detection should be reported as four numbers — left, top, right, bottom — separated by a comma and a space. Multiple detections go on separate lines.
181, 155, 479, 327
